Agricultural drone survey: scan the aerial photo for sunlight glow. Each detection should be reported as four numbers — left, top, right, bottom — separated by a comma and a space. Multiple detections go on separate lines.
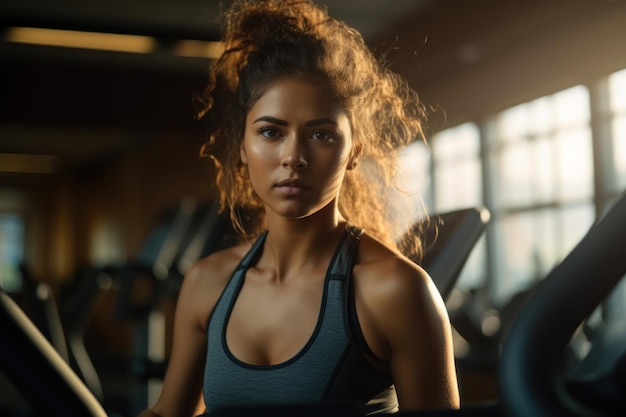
432, 123, 482, 212
609, 68, 626, 112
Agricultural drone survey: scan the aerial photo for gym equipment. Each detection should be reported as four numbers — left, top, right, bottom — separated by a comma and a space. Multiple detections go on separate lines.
415, 206, 491, 300
18, 263, 70, 363
499, 191, 626, 417
0, 288, 107, 417
2, 194, 624, 416
61, 198, 197, 412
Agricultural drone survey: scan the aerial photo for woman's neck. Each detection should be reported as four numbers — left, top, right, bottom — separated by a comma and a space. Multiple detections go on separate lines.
261, 207, 346, 283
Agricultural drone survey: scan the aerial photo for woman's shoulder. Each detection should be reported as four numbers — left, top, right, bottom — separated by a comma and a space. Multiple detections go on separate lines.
353, 232, 442, 311
355, 232, 428, 282
350, 232, 449, 364
186, 241, 252, 287
176, 241, 253, 325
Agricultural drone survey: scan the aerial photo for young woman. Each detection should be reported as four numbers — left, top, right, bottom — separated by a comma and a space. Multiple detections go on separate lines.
141, 0, 459, 415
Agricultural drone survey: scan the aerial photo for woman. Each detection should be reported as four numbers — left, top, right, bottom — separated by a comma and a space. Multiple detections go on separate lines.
141, 0, 459, 415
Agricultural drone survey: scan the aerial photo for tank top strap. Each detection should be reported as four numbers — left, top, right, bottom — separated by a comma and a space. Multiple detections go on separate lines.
329, 224, 363, 279
238, 231, 267, 270
209, 231, 267, 342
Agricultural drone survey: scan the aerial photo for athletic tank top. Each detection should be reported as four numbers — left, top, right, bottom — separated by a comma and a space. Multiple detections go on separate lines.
203, 226, 398, 414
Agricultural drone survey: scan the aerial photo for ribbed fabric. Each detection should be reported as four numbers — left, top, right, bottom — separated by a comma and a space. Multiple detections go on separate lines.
203, 226, 397, 414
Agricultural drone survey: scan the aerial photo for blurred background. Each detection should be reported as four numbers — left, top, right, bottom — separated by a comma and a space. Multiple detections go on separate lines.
1, 0, 625, 415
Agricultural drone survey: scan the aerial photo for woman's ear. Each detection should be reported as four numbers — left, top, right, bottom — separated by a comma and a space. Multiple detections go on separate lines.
240, 145, 248, 164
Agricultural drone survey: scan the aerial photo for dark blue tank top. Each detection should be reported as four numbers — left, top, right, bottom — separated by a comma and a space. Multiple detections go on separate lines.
203, 226, 398, 414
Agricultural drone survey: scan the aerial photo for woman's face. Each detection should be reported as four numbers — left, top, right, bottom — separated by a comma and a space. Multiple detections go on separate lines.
241, 77, 354, 220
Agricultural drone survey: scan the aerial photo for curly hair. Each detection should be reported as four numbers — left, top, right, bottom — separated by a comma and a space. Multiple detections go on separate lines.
196, 0, 428, 258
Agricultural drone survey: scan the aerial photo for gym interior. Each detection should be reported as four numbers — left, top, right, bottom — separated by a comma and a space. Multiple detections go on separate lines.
1, 0, 625, 416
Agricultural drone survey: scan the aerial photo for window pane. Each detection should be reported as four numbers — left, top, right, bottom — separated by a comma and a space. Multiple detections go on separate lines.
488, 84, 592, 305
490, 203, 594, 306
609, 69, 626, 192
554, 86, 590, 126
433, 123, 481, 161
429, 123, 486, 290
555, 128, 594, 200
527, 97, 553, 135
498, 105, 528, 141
432, 123, 482, 212
609, 68, 626, 112
613, 117, 626, 190
435, 159, 482, 212
456, 236, 487, 290
397, 140, 431, 203
492, 210, 554, 305
393, 140, 432, 238
0, 214, 24, 292
497, 142, 532, 207
533, 137, 556, 202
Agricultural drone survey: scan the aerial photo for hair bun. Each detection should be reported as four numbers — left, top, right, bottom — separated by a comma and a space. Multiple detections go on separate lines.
223, 0, 327, 50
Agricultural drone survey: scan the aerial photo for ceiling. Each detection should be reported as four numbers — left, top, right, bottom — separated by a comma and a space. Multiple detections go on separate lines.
0, 0, 431, 44
1, 0, 625, 177
0, 0, 437, 175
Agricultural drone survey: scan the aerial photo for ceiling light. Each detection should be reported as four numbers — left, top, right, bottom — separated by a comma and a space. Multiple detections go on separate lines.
0, 153, 59, 174
5, 27, 156, 54
174, 39, 224, 60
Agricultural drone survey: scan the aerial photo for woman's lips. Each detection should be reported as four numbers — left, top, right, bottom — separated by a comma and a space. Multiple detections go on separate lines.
275, 179, 310, 195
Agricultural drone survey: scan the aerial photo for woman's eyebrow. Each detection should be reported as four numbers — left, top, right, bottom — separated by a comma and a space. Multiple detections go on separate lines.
252, 116, 338, 126
305, 118, 338, 127
252, 116, 287, 125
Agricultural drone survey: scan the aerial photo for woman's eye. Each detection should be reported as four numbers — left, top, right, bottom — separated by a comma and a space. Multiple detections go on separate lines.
311, 131, 334, 142
258, 127, 281, 138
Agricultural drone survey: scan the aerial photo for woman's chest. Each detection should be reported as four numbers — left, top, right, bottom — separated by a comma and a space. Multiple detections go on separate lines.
225, 273, 326, 366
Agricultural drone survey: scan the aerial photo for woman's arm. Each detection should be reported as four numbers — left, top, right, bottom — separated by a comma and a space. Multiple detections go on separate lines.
389, 265, 460, 410
356, 251, 460, 411
138, 262, 217, 417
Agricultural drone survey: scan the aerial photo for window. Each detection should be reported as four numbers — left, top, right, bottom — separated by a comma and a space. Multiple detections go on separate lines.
0, 213, 25, 292
430, 123, 487, 290
485, 86, 595, 304
427, 83, 615, 306
411, 70, 623, 308
605, 69, 626, 319
490, 86, 594, 209
431, 123, 483, 212
609, 69, 626, 193
391, 139, 432, 240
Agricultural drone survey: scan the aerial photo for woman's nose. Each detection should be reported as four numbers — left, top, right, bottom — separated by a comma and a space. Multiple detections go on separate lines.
281, 136, 308, 169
